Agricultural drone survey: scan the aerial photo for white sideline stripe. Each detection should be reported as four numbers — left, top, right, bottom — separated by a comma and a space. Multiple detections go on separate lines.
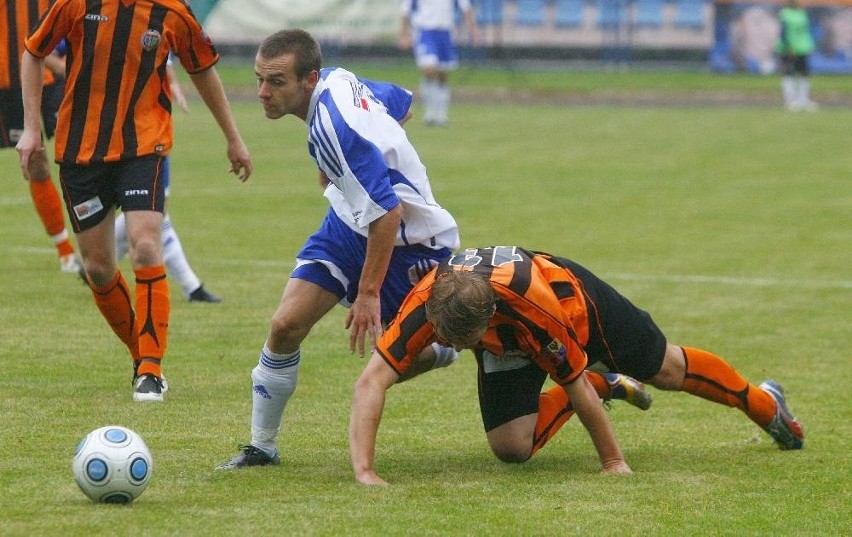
603, 272, 852, 291
12, 245, 851, 290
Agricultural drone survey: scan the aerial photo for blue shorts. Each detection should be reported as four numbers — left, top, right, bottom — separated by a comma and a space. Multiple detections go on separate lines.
476, 0, 504, 25
293, 208, 452, 322
414, 29, 459, 71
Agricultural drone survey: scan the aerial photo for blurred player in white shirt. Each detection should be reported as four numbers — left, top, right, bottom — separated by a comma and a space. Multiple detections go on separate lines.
400, 0, 479, 126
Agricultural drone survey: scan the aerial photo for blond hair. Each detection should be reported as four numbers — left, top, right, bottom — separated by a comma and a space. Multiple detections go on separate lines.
426, 270, 495, 346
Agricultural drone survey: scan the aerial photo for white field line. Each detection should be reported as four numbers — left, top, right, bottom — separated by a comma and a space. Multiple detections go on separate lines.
12, 245, 852, 291
602, 272, 852, 291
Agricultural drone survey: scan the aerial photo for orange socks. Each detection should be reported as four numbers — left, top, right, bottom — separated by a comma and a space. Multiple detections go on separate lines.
89, 266, 170, 378
29, 178, 74, 257
530, 371, 611, 457
681, 346, 776, 427
91, 271, 139, 361
133, 265, 170, 378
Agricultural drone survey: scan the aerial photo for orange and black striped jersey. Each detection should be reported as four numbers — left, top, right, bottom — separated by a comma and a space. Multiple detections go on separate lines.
377, 246, 591, 385
1, 0, 56, 90
24, 0, 218, 164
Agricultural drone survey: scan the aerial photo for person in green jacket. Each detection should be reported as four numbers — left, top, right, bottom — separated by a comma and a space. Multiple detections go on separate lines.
776, 0, 817, 111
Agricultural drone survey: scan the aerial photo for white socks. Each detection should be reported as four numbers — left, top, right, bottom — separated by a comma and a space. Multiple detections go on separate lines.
431, 342, 458, 369
250, 346, 300, 456
114, 212, 202, 296
161, 215, 201, 296
420, 77, 451, 125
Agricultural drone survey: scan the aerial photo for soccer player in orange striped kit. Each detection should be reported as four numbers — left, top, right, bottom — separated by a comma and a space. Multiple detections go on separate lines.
1, 0, 80, 274
17, 0, 252, 401
350, 246, 804, 485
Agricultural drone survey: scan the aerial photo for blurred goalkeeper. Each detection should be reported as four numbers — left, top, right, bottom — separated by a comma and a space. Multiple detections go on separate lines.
350, 246, 804, 485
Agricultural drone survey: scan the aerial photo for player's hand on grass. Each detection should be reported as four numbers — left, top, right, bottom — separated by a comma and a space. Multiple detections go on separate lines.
601, 459, 632, 475
355, 469, 389, 486
346, 294, 382, 356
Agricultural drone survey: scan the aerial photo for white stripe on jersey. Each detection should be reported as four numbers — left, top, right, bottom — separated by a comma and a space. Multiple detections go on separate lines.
305, 68, 459, 251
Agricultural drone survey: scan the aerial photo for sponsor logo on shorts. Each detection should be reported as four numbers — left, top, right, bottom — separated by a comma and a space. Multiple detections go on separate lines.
9, 129, 22, 143
73, 196, 104, 221
125, 189, 150, 197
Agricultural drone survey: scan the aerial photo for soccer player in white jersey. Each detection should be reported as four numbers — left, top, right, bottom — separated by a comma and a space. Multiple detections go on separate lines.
217, 29, 461, 469
399, 0, 479, 126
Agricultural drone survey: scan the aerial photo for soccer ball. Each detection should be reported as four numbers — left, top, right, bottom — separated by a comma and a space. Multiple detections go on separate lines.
72, 426, 153, 504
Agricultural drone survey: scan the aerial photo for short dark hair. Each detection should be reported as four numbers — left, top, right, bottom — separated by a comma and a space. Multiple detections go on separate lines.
258, 29, 322, 79
426, 270, 495, 347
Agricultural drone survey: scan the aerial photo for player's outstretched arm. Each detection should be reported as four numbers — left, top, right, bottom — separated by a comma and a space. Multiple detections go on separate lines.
346, 205, 402, 356
350, 352, 400, 485
16, 51, 47, 180
563, 373, 632, 475
188, 67, 252, 182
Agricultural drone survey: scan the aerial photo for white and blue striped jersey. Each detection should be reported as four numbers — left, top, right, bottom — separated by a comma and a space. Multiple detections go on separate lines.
306, 67, 459, 251
401, 0, 472, 31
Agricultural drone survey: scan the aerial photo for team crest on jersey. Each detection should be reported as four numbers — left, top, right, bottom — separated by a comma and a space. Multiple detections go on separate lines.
545, 338, 567, 364
141, 29, 162, 51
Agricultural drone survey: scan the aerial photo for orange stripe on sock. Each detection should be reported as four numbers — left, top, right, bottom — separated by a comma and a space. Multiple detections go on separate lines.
91, 271, 139, 360
682, 346, 776, 427
134, 265, 170, 377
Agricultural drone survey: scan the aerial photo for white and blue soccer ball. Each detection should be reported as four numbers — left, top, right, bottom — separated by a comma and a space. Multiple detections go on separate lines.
72, 425, 153, 504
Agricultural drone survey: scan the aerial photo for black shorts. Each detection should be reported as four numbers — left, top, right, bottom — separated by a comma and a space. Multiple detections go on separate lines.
476, 257, 668, 431
0, 81, 64, 148
781, 54, 810, 77
555, 257, 667, 381
476, 350, 548, 432
59, 155, 167, 232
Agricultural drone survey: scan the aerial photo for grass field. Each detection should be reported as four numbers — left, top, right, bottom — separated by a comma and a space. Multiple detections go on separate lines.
1, 65, 851, 536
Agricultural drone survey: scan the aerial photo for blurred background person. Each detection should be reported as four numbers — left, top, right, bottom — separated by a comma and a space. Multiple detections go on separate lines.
1, 0, 81, 274
776, 0, 818, 111
400, 0, 480, 126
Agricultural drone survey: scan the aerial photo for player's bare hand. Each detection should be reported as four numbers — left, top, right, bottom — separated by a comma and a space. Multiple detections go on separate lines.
15, 131, 43, 181
345, 294, 382, 357
227, 140, 252, 182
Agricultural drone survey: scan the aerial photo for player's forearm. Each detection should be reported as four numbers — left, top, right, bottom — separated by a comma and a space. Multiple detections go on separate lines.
20, 52, 46, 133
349, 360, 395, 483
189, 67, 243, 144
565, 375, 629, 472
358, 205, 402, 297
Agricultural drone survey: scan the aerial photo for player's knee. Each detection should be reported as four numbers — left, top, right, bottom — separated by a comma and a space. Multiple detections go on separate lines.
648, 343, 687, 391
488, 436, 532, 464
268, 313, 311, 349
491, 444, 531, 464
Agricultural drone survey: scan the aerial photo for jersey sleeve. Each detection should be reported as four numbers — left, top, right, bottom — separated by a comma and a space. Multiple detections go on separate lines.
311, 76, 403, 229
168, 7, 218, 73
375, 272, 438, 376
360, 79, 413, 123
24, 0, 77, 59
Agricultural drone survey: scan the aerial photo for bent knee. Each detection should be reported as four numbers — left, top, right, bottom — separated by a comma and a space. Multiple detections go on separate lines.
268, 313, 311, 348
488, 436, 533, 464
648, 343, 687, 390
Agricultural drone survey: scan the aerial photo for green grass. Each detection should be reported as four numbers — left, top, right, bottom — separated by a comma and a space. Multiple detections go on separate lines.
1, 66, 851, 536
